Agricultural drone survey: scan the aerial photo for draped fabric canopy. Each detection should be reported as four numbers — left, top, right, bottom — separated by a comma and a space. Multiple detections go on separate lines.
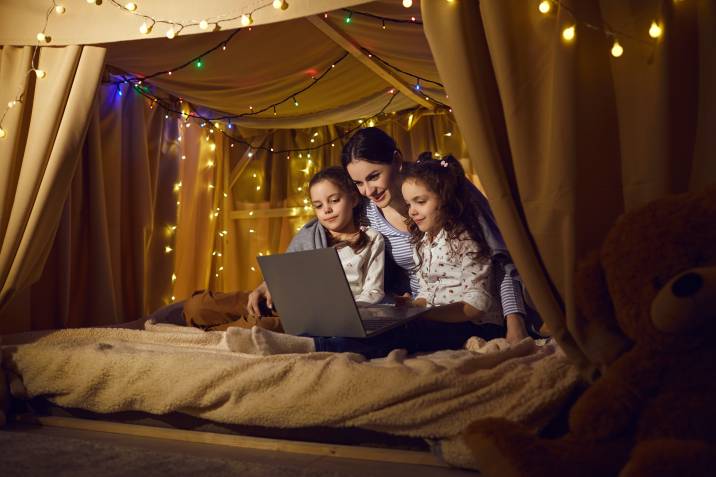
1, 0, 714, 373
3, 1, 446, 128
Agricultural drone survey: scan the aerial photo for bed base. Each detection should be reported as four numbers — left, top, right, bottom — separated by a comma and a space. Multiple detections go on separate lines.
12, 399, 447, 468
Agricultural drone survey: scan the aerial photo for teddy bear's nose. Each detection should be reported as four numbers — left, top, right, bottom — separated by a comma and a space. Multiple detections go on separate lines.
671, 272, 703, 298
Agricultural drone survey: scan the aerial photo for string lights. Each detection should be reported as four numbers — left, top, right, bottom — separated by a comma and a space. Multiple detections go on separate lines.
100, 0, 287, 39
538, 0, 665, 58
339, 8, 422, 26
0, 0, 61, 140
130, 83, 403, 156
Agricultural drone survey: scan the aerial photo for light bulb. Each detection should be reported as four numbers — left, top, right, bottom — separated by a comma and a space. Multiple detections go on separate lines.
199, 19, 209, 30
0, 128, 6, 139
240, 14, 252, 26
125, 2, 137, 11
402, 0, 413, 7
86, 0, 98, 3
538, 1, 551, 14
54, 5, 66, 14
273, 0, 282, 8
166, 27, 176, 39
36, 32, 48, 43
649, 21, 663, 39
611, 39, 623, 57
139, 21, 152, 34
562, 25, 576, 42
34, 69, 46, 79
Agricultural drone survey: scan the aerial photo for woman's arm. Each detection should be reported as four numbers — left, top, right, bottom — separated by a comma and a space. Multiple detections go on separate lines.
497, 259, 529, 342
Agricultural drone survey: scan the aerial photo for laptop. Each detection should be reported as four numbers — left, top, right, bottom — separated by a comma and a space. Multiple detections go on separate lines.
257, 247, 428, 337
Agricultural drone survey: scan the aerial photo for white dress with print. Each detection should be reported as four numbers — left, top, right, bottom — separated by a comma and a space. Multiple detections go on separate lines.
414, 230, 502, 326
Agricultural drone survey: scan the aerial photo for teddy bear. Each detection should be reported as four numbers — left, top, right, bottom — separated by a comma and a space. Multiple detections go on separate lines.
461, 186, 716, 477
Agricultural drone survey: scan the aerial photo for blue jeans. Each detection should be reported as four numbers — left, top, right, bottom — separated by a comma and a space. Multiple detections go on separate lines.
312, 319, 505, 359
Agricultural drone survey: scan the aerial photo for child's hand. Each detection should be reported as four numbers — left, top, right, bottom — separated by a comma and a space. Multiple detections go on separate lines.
394, 293, 413, 307
394, 294, 427, 308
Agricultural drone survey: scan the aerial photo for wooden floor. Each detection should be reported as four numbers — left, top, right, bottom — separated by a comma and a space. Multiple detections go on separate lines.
1, 420, 479, 476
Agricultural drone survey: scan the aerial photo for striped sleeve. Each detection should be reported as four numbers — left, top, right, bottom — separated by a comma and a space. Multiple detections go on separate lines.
498, 261, 526, 317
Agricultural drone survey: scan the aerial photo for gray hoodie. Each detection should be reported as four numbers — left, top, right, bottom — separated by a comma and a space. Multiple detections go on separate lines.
285, 218, 328, 252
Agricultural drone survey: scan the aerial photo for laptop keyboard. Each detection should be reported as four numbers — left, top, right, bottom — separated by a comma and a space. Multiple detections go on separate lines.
361, 318, 407, 332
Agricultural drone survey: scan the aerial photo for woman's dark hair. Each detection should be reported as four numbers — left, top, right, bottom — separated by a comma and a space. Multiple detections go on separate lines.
308, 166, 369, 253
402, 153, 491, 269
341, 127, 399, 167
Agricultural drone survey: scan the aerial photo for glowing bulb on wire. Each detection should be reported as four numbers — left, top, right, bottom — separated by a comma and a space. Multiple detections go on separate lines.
166, 27, 177, 39
199, 20, 209, 30
139, 21, 152, 34
402, 0, 413, 7
125, 2, 137, 11
611, 39, 624, 58
54, 5, 66, 14
649, 21, 663, 39
34, 69, 46, 79
538, 1, 551, 14
241, 14, 253, 26
0, 128, 6, 139
36, 32, 49, 43
562, 25, 576, 42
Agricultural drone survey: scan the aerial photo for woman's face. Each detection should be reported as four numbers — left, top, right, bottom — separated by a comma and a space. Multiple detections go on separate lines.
309, 179, 357, 234
402, 178, 443, 237
345, 158, 400, 209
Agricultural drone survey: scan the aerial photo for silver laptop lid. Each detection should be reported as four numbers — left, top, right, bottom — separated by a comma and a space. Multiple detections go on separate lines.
257, 248, 367, 337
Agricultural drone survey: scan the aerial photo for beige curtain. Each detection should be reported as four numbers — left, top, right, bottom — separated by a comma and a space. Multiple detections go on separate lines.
422, 0, 716, 369
0, 73, 462, 332
0, 45, 105, 332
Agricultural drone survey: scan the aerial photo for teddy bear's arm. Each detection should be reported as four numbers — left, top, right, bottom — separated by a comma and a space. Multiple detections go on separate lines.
569, 347, 662, 439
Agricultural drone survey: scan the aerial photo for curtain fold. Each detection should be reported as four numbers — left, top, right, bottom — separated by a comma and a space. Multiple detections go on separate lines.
422, 0, 715, 369
1, 75, 463, 331
0, 45, 105, 331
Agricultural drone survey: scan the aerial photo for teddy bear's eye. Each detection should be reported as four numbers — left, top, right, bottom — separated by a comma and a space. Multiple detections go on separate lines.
652, 276, 664, 291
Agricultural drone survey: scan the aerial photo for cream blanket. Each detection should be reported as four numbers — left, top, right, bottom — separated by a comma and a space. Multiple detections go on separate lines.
1, 323, 580, 468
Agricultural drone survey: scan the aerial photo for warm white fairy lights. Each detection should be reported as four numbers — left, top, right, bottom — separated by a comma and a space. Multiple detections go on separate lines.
562, 24, 576, 42
537, 1, 667, 57
95, 1, 287, 38
0, 0, 61, 140
611, 39, 624, 57
648, 21, 663, 39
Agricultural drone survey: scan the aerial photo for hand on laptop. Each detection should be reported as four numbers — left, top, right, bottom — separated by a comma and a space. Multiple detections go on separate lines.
247, 281, 274, 317
394, 293, 427, 308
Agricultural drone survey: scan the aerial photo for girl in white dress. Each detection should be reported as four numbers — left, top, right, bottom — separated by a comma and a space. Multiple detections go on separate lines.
401, 155, 527, 342
306, 166, 385, 304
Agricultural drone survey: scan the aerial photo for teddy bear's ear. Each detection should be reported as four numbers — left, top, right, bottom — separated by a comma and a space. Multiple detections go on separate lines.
573, 250, 632, 369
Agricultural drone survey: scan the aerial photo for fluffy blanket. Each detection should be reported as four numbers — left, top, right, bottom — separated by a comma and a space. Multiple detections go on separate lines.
1, 322, 580, 468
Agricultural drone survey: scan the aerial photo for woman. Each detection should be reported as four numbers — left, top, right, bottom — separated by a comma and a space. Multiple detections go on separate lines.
339, 128, 531, 343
